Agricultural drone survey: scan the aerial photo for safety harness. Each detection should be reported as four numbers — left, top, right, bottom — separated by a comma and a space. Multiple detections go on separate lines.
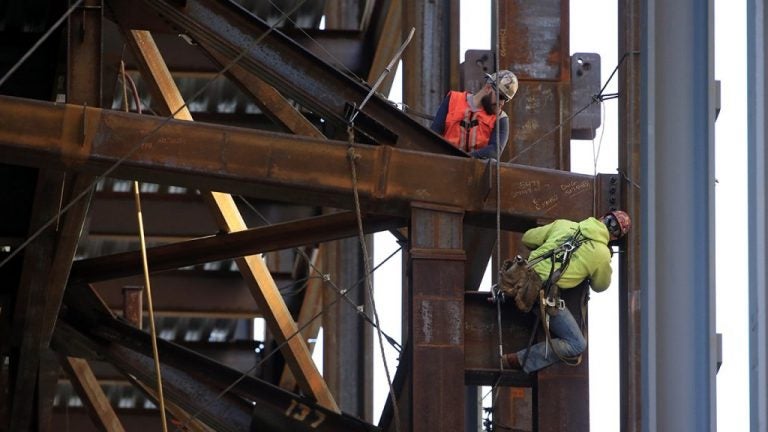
521, 228, 590, 368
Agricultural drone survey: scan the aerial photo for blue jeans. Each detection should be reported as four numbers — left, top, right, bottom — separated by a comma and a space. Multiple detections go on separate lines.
515, 306, 586, 373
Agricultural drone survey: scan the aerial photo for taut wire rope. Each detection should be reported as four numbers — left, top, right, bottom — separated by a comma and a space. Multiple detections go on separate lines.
174, 245, 403, 431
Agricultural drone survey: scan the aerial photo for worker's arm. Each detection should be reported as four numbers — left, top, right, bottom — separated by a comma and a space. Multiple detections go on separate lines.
471, 114, 509, 159
430, 94, 450, 135
521, 222, 553, 249
588, 249, 613, 292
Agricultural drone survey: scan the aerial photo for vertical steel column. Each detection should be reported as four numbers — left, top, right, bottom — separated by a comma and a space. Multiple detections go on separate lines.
322, 238, 374, 421
496, 2, 582, 430
409, 203, 465, 432
642, 0, 716, 430
748, 0, 768, 429
619, 0, 643, 429
402, 0, 459, 127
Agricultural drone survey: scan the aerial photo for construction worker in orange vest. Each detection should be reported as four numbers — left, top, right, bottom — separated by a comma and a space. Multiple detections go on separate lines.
430, 70, 518, 159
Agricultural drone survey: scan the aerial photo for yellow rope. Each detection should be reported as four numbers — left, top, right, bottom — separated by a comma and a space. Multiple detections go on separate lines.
121, 60, 169, 432
133, 181, 170, 432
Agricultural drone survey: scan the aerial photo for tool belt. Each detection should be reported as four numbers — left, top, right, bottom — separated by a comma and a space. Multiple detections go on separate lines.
499, 255, 543, 313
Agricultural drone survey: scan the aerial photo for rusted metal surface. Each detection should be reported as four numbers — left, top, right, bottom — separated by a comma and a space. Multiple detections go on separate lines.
0, 96, 599, 229
88, 192, 218, 238
280, 249, 325, 391
402, 0, 459, 127
619, 0, 642, 429
55, 321, 253, 432
67, 0, 102, 107
201, 43, 326, 138
93, 271, 269, 317
532, 285, 590, 432
8, 170, 63, 431
366, 0, 401, 94
122, 285, 143, 328
71, 212, 405, 283
463, 292, 533, 386
498, 0, 569, 81
571, 52, 602, 139
496, 1, 586, 430
60, 356, 126, 432
408, 203, 465, 432
40, 174, 96, 345
112, 29, 340, 413
322, 237, 374, 421
56, 285, 382, 432
111, 0, 464, 155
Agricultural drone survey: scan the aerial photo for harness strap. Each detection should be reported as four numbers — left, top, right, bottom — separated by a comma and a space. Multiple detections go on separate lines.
520, 229, 589, 370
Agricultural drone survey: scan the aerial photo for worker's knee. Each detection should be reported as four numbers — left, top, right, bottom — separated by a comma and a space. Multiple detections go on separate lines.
570, 333, 587, 355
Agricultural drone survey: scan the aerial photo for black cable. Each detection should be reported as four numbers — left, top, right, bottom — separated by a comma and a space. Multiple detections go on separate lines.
509, 51, 640, 164
174, 244, 403, 431
236, 195, 403, 352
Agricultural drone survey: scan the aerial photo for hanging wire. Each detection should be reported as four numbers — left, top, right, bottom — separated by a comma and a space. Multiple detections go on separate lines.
174, 244, 403, 431
0, 0, 312, 271
508, 51, 640, 165
0, 0, 84, 88
591, 102, 608, 175
264, 0, 368, 86
236, 195, 403, 352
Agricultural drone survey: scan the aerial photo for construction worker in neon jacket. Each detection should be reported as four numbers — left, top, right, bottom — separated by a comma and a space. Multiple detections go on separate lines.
430, 70, 518, 159
503, 210, 632, 373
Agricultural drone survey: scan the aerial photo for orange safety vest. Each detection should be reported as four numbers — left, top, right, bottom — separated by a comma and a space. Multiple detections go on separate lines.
442, 91, 497, 152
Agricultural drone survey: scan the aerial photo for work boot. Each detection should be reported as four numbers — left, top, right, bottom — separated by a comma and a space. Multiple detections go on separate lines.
503, 352, 522, 370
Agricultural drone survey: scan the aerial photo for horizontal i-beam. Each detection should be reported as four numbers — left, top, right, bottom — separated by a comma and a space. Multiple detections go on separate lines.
70, 211, 405, 283
0, 96, 597, 227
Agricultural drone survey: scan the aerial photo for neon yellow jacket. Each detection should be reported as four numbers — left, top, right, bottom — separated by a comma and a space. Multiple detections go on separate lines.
522, 217, 613, 291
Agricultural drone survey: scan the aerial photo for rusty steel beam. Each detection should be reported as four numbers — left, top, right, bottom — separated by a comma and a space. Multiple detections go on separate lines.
71, 212, 405, 283
108, 27, 370, 78
88, 192, 317, 239
366, 0, 402, 95
118, 31, 340, 412
495, 1, 585, 430
62, 341, 264, 383
321, 237, 373, 421
463, 292, 533, 387
0, 96, 600, 228
619, 0, 642, 428
56, 286, 381, 432
402, 0, 459, 126
53, 321, 253, 432
107, 0, 463, 155
408, 203, 465, 432
8, 170, 63, 431
280, 248, 324, 391
60, 356, 126, 432
91, 270, 284, 318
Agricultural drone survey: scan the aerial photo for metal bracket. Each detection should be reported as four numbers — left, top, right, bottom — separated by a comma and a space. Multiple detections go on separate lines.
571, 53, 602, 140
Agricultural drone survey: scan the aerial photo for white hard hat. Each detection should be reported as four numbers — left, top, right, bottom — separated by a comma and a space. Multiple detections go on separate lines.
486, 70, 518, 101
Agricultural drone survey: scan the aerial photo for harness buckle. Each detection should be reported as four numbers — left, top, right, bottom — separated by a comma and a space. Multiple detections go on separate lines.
544, 296, 566, 311
561, 241, 576, 253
